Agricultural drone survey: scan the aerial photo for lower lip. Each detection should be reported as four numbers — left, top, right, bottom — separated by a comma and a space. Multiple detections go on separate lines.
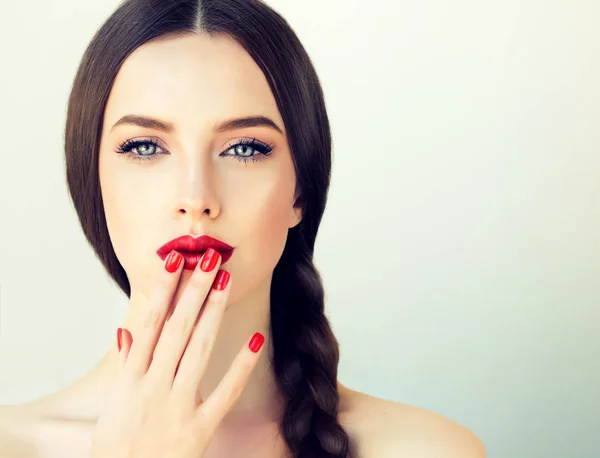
178, 250, 234, 271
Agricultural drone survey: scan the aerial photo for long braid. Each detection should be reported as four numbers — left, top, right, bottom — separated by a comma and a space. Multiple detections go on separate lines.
271, 232, 355, 457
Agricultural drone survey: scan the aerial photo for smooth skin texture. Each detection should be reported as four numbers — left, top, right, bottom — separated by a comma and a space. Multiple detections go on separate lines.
93, 249, 266, 457
0, 33, 486, 458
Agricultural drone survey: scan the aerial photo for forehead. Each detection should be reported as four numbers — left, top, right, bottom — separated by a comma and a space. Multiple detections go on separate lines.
103, 33, 283, 134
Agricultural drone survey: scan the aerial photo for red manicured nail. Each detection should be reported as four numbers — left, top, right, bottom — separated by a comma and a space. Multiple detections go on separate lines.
117, 328, 123, 351
165, 250, 183, 273
249, 332, 265, 353
213, 270, 230, 290
200, 248, 220, 272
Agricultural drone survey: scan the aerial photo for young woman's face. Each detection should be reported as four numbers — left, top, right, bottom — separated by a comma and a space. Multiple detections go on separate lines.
98, 33, 302, 305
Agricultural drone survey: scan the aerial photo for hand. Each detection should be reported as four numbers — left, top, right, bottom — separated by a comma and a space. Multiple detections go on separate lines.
91, 248, 265, 458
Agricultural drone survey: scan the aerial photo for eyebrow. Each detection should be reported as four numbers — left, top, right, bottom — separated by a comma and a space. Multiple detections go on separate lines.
109, 114, 284, 135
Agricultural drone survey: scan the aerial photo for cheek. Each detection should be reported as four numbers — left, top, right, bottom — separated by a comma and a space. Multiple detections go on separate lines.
253, 190, 293, 257
99, 158, 162, 283
225, 175, 296, 300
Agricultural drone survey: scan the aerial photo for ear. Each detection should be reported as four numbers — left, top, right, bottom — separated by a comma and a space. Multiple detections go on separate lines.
289, 196, 303, 229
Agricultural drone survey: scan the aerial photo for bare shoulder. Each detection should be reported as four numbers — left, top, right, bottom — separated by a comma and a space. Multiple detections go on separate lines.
337, 383, 486, 458
0, 404, 41, 457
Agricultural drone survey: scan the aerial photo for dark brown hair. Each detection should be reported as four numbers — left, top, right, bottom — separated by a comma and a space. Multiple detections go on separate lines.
64, 0, 353, 456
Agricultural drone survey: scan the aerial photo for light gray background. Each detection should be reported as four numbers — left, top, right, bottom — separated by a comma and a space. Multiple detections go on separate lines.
0, 1, 598, 457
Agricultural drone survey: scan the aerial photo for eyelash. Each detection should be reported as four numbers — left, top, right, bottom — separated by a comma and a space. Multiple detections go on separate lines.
115, 137, 274, 164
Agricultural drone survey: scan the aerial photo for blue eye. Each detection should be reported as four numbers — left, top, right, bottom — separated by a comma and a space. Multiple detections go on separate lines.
221, 138, 274, 163
115, 138, 166, 162
115, 137, 274, 163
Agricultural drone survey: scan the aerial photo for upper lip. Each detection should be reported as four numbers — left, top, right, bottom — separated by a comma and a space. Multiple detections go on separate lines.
156, 235, 234, 259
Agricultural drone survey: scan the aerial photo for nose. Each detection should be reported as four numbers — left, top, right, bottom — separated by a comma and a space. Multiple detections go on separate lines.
174, 164, 221, 226
176, 196, 220, 220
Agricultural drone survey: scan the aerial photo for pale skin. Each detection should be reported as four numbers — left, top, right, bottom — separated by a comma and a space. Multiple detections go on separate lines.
0, 33, 486, 457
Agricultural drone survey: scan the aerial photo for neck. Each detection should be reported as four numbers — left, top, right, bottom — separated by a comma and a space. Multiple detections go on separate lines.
36, 275, 286, 428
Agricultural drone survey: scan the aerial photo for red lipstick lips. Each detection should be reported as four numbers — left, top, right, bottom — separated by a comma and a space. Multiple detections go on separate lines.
156, 235, 234, 271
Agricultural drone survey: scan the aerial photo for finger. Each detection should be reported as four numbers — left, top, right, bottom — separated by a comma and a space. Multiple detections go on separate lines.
146, 248, 222, 386
124, 250, 184, 379
118, 328, 133, 368
198, 332, 265, 424
171, 270, 231, 402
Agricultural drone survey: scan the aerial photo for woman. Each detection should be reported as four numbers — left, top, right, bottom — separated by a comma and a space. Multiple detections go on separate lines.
0, 0, 486, 456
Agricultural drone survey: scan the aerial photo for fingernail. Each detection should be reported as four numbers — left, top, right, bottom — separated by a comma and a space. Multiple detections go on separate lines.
249, 332, 265, 353
165, 250, 183, 273
200, 248, 220, 272
213, 270, 230, 290
117, 328, 123, 351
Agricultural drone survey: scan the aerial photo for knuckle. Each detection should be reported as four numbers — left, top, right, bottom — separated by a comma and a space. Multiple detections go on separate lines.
201, 293, 227, 320
193, 410, 215, 434
137, 382, 157, 410
166, 398, 188, 422
207, 290, 227, 308
192, 330, 211, 355
144, 307, 162, 329
190, 269, 211, 289
227, 381, 244, 403
173, 313, 195, 336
